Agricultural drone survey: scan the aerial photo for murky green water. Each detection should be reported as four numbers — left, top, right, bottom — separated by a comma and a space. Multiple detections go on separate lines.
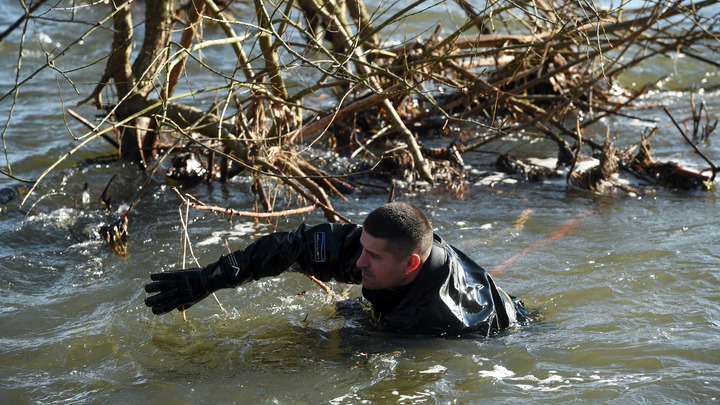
2, 1, 720, 404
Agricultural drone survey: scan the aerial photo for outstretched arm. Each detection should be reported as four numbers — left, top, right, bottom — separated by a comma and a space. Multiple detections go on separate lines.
144, 222, 362, 315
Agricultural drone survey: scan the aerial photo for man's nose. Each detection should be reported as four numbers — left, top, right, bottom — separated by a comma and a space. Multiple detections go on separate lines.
356, 250, 367, 268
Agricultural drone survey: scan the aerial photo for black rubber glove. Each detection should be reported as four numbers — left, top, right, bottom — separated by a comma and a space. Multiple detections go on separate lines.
144, 260, 234, 315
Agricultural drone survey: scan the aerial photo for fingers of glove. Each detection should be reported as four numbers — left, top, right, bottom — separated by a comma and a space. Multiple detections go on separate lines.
152, 298, 183, 315
144, 290, 177, 308
144, 279, 178, 293
149, 272, 180, 281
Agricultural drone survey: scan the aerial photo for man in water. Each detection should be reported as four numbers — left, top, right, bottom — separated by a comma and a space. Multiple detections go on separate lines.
144, 202, 527, 336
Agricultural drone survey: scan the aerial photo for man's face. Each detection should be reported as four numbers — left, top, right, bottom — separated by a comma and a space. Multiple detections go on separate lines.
356, 230, 413, 290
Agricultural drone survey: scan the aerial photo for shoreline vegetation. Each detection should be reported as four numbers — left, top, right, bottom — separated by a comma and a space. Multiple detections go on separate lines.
1, 0, 719, 252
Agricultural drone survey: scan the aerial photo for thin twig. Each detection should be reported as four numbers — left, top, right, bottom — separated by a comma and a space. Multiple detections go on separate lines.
177, 189, 226, 318
663, 107, 718, 181
173, 187, 318, 218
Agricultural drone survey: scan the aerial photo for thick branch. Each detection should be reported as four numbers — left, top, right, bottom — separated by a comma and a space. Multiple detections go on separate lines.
132, 0, 174, 97
163, 0, 206, 99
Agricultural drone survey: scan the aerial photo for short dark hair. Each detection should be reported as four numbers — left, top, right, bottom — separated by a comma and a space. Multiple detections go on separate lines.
363, 202, 433, 258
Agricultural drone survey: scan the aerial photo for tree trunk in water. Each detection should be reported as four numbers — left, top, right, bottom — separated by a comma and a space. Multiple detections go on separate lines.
132, 0, 173, 98
109, 0, 174, 167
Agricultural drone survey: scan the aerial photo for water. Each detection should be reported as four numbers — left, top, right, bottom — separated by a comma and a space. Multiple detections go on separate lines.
2, 1, 720, 404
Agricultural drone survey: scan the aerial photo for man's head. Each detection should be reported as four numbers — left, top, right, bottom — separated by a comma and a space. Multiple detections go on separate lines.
356, 202, 433, 290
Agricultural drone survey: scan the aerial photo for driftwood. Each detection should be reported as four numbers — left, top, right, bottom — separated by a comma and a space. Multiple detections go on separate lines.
3, 0, 719, 254
622, 134, 710, 191
68, 0, 717, 198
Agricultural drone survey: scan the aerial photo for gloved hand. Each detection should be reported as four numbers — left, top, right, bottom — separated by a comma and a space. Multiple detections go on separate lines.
144, 268, 208, 315
144, 260, 234, 315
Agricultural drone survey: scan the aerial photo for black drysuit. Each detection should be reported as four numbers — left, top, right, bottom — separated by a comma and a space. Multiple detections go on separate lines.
145, 223, 528, 337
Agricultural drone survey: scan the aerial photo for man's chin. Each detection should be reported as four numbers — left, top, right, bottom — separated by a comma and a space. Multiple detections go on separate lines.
361, 278, 377, 290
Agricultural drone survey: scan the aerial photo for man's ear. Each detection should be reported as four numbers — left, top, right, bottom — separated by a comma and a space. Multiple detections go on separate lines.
405, 253, 422, 274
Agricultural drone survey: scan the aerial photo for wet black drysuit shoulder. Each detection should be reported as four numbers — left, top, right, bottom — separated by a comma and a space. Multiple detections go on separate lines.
205, 222, 526, 336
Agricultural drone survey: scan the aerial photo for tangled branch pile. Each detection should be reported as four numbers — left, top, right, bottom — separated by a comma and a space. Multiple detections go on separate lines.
5, 0, 720, 222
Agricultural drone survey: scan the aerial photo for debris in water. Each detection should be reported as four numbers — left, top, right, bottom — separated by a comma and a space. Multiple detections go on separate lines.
96, 213, 129, 254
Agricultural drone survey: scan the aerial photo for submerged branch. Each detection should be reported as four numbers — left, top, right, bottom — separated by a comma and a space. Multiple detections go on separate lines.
173, 187, 318, 218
